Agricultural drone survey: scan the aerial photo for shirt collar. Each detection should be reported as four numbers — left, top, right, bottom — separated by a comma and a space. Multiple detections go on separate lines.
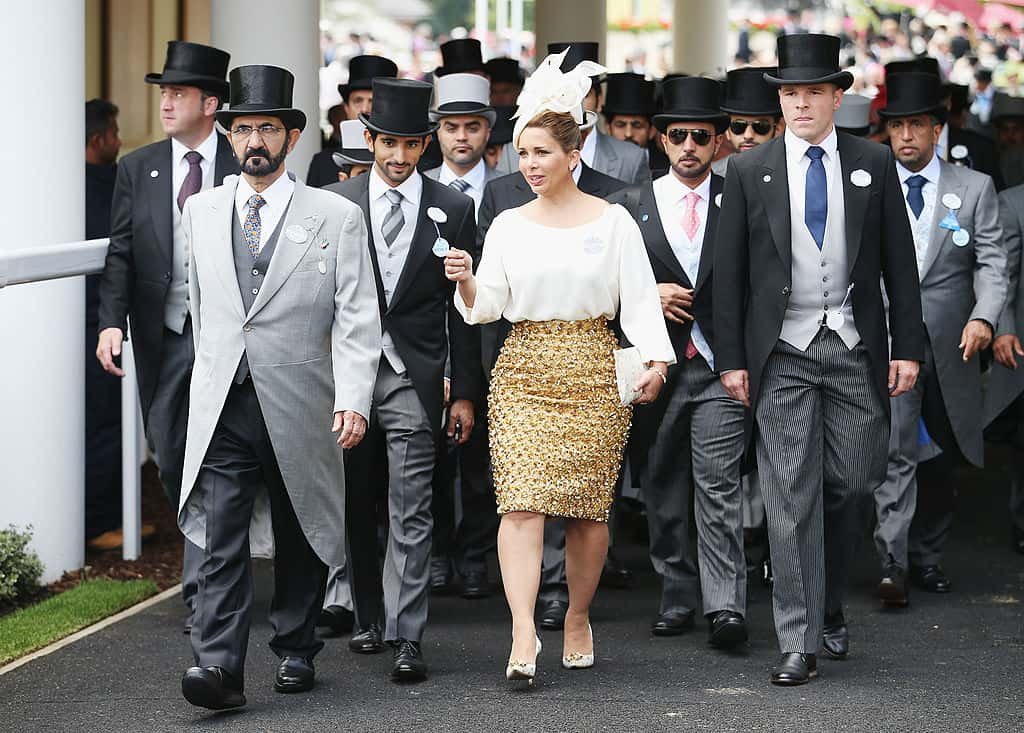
369, 165, 422, 207
784, 125, 838, 165
896, 152, 941, 186
656, 169, 712, 203
171, 128, 218, 168
235, 170, 295, 212
937, 124, 949, 154
580, 129, 597, 166
439, 158, 487, 190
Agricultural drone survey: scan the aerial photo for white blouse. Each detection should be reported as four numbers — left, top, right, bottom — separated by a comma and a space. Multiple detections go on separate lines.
455, 204, 677, 364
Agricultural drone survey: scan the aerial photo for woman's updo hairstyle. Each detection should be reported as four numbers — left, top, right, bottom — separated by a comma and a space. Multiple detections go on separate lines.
521, 110, 582, 152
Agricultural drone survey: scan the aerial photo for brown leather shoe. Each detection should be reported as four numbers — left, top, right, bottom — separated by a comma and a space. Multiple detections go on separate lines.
86, 524, 157, 552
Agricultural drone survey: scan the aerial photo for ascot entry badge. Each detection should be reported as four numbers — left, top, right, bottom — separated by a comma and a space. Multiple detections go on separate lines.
427, 207, 450, 257
286, 225, 308, 244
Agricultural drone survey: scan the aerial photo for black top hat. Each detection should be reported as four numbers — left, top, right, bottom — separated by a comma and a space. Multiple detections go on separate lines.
878, 72, 946, 120
653, 77, 729, 133
721, 67, 782, 116
885, 57, 940, 79
946, 83, 970, 114
764, 34, 853, 90
436, 39, 484, 77
602, 73, 656, 118
484, 58, 525, 86
145, 41, 230, 100
216, 65, 306, 131
488, 105, 515, 146
338, 55, 398, 100
360, 78, 438, 137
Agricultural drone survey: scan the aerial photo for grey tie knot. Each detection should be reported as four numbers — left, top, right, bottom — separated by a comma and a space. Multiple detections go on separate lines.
449, 178, 470, 193
384, 189, 404, 206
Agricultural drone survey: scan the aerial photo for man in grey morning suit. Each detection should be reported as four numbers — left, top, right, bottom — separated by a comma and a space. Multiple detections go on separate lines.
714, 34, 926, 685
873, 73, 1006, 605
176, 65, 381, 710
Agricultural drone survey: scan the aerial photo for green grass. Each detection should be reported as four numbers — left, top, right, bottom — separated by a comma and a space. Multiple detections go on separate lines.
0, 579, 158, 665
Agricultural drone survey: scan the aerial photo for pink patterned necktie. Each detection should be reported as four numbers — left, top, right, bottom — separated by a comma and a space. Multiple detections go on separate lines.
682, 190, 701, 241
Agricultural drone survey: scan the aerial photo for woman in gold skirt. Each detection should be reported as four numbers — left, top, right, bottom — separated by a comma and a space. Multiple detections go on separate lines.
444, 48, 675, 685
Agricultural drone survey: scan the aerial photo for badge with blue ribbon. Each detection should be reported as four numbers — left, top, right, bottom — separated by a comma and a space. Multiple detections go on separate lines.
427, 207, 450, 257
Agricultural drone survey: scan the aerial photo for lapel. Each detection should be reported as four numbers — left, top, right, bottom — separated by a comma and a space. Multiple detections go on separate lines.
757, 138, 792, 272
637, 181, 689, 284
921, 160, 963, 281
694, 174, 724, 292
207, 176, 246, 321
387, 175, 434, 312
146, 140, 174, 268
245, 176, 325, 323
837, 133, 870, 276
212, 133, 238, 183
352, 174, 388, 313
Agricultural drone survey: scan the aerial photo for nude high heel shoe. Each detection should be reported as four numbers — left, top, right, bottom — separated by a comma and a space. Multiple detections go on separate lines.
506, 635, 542, 686
561, 624, 594, 669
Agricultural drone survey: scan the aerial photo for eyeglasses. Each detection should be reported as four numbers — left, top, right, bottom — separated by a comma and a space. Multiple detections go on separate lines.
730, 119, 775, 136
666, 128, 713, 146
230, 124, 286, 139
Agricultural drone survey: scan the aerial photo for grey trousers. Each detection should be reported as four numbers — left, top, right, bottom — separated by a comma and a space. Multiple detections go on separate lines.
322, 564, 353, 611
756, 331, 887, 654
347, 362, 436, 642
145, 320, 202, 617
639, 355, 747, 616
191, 379, 327, 677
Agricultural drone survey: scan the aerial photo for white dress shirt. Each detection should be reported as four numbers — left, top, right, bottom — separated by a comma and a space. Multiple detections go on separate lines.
369, 166, 423, 374
896, 152, 942, 278
234, 171, 296, 254
936, 124, 949, 161
783, 126, 840, 219
580, 129, 598, 169
652, 171, 715, 368
437, 158, 487, 215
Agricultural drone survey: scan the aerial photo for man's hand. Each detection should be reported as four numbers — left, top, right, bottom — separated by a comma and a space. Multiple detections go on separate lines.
994, 334, 1024, 369
720, 369, 750, 407
888, 360, 920, 398
447, 399, 475, 445
96, 327, 126, 377
657, 283, 694, 324
332, 411, 367, 449
443, 377, 451, 407
960, 319, 994, 362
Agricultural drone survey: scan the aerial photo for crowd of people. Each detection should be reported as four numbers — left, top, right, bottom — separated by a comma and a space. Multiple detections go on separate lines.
79, 17, 1024, 713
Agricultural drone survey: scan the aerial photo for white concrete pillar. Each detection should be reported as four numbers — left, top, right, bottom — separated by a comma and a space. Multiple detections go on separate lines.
534, 0, 607, 66
212, 0, 320, 181
672, 0, 729, 76
0, 0, 85, 582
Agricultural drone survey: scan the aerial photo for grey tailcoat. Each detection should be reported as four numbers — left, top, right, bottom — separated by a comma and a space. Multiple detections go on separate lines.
593, 130, 652, 185
984, 183, 1024, 424
919, 161, 1006, 465
422, 162, 502, 188
177, 174, 382, 566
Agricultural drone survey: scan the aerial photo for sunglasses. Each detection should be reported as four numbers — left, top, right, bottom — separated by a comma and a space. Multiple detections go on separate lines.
729, 119, 775, 136
666, 128, 713, 146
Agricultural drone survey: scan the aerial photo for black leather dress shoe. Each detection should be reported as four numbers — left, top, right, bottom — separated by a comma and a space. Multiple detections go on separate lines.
430, 556, 453, 593
274, 656, 315, 693
708, 610, 748, 649
460, 569, 491, 599
910, 564, 952, 593
770, 653, 817, 686
391, 639, 427, 682
822, 611, 849, 659
539, 600, 569, 630
599, 554, 633, 589
349, 623, 386, 654
878, 562, 909, 607
181, 666, 246, 710
317, 605, 354, 638
651, 609, 694, 637
183, 622, 192, 636
1012, 526, 1024, 556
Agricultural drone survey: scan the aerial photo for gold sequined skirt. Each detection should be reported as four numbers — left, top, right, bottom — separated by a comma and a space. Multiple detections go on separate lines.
489, 317, 632, 522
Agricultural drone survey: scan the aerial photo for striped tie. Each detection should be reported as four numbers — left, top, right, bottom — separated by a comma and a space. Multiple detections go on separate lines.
449, 178, 470, 193
381, 189, 404, 248
243, 194, 266, 258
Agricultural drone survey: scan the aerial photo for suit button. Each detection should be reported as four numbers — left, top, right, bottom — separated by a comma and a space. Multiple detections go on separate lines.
251, 288, 259, 295
782, 286, 790, 295
823, 291, 829, 297
164, 273, 171, 281
243, 325, 253, 332
252, 268, 259, 276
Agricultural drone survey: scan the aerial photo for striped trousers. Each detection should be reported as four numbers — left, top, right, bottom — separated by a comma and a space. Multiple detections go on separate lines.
756, 330, 887, 653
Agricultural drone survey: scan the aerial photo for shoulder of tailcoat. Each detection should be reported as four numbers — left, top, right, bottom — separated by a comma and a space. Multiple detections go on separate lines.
178, 174, 382, 566
986, 183, 1024, 423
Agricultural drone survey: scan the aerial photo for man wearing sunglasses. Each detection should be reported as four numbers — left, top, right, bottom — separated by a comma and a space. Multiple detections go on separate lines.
613, 77, 749, 650
712, 67, 782, 177
714, 34, 925, 686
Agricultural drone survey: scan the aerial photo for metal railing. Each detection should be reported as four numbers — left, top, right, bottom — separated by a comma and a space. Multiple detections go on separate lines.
0, 238, 144, 560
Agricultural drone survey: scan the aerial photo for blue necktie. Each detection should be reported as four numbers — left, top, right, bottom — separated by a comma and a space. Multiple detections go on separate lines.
905, 174, 926, 219
805, 145, 827, 250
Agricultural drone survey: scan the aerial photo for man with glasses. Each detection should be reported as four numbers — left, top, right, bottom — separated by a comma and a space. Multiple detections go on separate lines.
613, 77, 749, 648
96, 41, 237, 634
713, 67, 782, 176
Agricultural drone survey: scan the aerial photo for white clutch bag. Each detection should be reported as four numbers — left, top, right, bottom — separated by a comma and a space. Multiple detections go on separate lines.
614, 347, 645, 406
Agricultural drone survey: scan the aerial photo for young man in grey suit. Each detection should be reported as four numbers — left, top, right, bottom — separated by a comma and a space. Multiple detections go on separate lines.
177, 65, 381, 710
96, 41, 237, 633
714, 34, 926, 685
873, 72, 1006, 605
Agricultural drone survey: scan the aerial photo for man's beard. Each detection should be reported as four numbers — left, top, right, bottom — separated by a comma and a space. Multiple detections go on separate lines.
672, 155, 711, 180
241, 143, 288, 176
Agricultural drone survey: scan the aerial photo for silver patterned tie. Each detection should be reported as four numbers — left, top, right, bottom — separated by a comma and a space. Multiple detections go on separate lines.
381, 189, 404, 248
448, 178, 470, 193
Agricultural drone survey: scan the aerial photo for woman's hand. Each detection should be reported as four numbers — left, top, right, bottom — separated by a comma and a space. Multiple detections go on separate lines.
632, 364, 667, 405
444, 248, 474, 282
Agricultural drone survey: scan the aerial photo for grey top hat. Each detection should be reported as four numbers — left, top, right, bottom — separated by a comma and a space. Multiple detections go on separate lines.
835, 93, 871, 135
332, 119, 374, 167
429, 73, 497, 126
